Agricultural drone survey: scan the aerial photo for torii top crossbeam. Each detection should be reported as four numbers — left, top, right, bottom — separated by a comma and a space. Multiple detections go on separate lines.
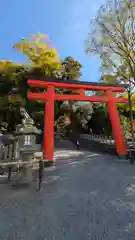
28, 78, 127, 103
28, 77, 125, 92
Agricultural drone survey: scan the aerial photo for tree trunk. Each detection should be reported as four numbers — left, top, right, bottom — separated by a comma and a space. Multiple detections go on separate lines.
128, 89, 135, 147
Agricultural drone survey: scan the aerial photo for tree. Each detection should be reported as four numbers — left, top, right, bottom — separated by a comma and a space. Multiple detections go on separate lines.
120, 115, 131, 136
0, 61, 26, 130
58, 100, 93, 133
12, 34, 61, 130
55, 56, 87, 133
88, 104, 112, 135
61, 56, 82, 81
102, 73, 135, 140
57, 63, 94, 133
86, 0, 135, 86
0, 33, 90, 134
13, 34, 85, 132
13, 33, 62, 77
86, 0, 135, 140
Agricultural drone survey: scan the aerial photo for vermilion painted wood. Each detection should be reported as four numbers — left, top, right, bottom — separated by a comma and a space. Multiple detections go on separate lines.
27, 79, 128, 160
44, 86, 55, 160
28, 92, 128, 103
28, 92, 47, 101
105, 90, 127, 155
28, 79, 125, 92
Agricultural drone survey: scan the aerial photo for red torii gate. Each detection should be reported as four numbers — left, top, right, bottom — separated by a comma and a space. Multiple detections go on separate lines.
27, 78, 128, 161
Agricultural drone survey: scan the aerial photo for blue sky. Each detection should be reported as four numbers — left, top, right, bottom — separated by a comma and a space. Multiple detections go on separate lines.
1, 0, 105, 82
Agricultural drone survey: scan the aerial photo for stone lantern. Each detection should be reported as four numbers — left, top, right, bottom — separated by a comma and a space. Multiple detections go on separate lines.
13, 118, 41, 186
15, 118, 40, 147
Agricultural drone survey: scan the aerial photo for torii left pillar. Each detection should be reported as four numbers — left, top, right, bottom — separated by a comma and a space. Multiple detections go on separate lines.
44, 85, 55, 161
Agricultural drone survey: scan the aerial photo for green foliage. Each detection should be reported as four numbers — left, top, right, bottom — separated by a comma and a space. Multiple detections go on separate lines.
85, 0, 135, 128
88, 104, 112, 135
0, 61, 26, 108
0, 60, 26, 83
0, 33, 84, 132
62, 56, 82, 80
101, 74, 135, 115
120, 115, 131, 136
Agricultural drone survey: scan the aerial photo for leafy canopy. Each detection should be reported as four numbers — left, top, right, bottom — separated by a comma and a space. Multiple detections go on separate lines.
86, 0, 135, 86
13, 33, 62, 77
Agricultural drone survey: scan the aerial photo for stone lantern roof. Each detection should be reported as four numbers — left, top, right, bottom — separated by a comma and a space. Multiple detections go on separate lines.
15, 118, 40, 135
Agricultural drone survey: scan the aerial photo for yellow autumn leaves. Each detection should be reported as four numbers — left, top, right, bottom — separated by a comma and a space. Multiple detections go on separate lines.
13, 33, 62, 76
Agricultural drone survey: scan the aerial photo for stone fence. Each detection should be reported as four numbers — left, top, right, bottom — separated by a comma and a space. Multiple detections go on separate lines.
67, 132, 117, 155
80, 134, 115, 145
67, 132, 135, 156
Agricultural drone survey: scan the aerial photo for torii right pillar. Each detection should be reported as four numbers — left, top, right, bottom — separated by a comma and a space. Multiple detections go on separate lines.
105, 90, 127, 157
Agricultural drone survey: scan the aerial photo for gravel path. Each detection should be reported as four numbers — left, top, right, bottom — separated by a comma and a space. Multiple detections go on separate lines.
0, 153, 135, 240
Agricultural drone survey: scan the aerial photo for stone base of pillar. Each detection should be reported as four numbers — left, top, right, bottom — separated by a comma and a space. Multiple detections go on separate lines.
116, 154, 127, 160
43, 160, 54, 167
